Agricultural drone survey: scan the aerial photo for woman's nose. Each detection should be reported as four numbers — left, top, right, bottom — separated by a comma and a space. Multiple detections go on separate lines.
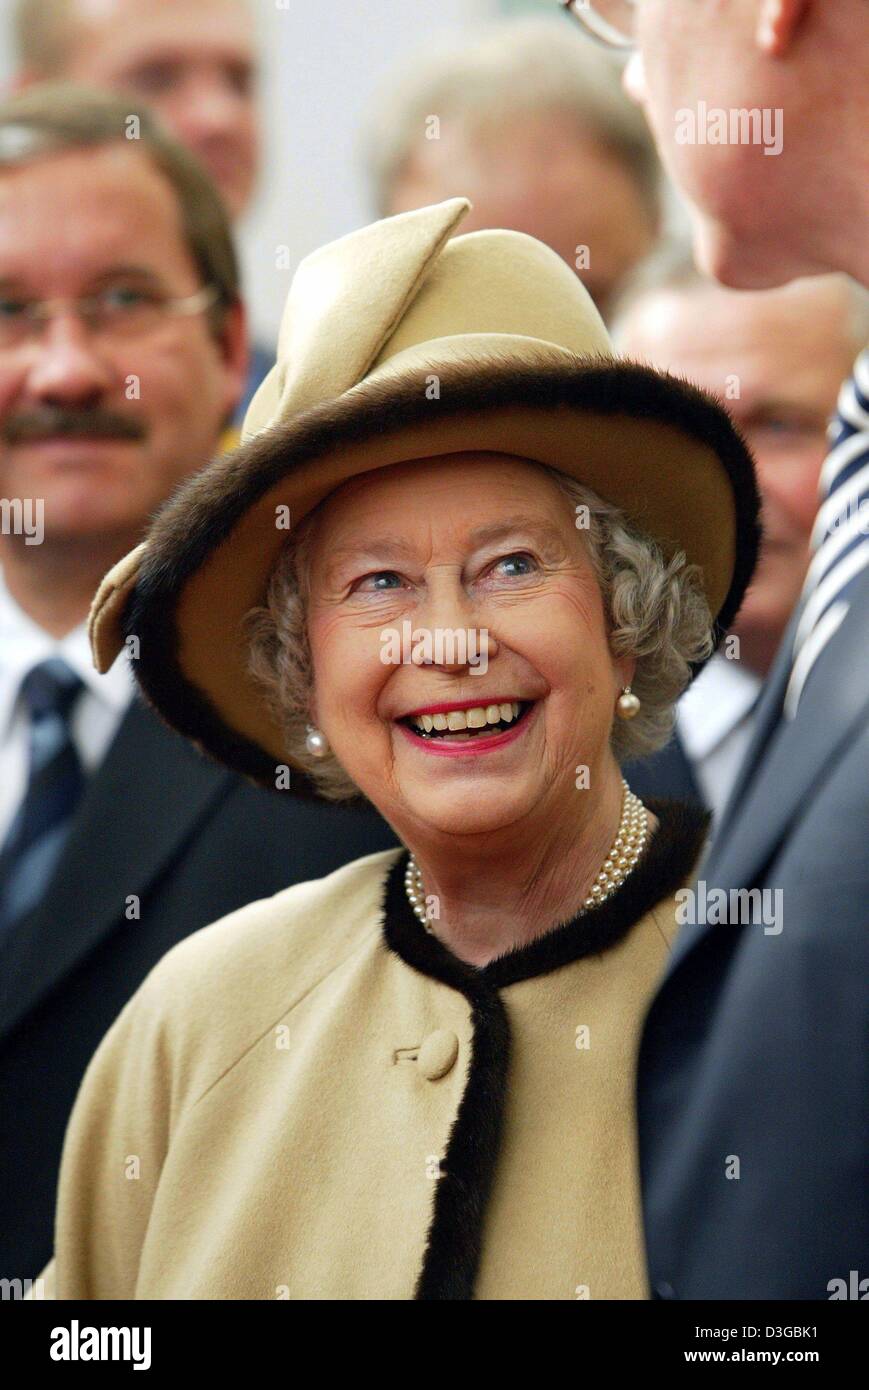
410, 583, 499, 671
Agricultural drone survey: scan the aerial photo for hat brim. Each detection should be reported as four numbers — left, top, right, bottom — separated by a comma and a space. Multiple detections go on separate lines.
98, 349, 760, 796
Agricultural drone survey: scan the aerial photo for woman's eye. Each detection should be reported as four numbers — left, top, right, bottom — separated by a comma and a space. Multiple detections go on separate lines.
354, 570, 404, 592
490, 552, 537, 579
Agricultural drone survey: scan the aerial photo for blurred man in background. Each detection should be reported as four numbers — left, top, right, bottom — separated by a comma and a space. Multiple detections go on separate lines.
12, 0, 270, 419
0, 85, 395, 1283
563, 0, 869, 1298
367, 19, 661, 321
617, 264, 867, 820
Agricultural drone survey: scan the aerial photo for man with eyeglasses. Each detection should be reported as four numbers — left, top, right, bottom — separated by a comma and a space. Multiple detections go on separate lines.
12, 0, 270, 423
0, 84, 395, 1285
562, 0, 869, 1299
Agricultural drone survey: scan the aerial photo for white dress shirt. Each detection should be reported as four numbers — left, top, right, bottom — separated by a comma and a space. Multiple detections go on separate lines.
677, 652, 763, 825
0, 568, 133, 847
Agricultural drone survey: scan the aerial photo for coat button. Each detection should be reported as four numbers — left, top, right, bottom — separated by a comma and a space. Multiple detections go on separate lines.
417, 1029, 459, 1080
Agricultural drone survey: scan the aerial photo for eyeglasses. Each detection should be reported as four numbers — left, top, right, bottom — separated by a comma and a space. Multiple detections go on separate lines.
560, 0, 637, 51
0, 282, 221, 349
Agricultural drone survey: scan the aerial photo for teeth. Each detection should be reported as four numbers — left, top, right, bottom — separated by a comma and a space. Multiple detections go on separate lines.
409, 701, 523, 733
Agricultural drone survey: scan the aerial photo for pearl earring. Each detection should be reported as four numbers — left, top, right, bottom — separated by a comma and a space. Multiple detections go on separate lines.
616, 686, 641, 720
305, 724, 329, 758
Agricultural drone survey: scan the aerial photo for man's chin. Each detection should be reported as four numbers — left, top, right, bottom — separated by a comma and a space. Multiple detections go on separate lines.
19, 496, 147, 548
1, 444, 144, 501
30, 522, 139, 548
690, 209, 803, 291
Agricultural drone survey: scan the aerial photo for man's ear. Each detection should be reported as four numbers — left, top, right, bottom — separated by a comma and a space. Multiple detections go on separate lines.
216, 296, 249, 424
756, 0, 812, 56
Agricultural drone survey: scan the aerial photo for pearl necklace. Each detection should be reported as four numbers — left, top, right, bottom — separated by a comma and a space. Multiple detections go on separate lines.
403, 778, 649, 935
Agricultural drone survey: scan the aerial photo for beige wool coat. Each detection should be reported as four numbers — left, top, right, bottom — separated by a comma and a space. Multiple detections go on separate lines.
37, 799, 707, 1301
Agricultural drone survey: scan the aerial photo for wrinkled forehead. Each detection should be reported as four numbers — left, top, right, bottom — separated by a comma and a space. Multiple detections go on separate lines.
304, 453, 582, 569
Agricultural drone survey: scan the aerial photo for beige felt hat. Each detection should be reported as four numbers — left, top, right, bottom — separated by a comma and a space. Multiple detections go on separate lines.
89, 198, 759, 795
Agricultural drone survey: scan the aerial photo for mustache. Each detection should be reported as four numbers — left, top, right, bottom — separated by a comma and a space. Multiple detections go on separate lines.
2, 406, 147, 444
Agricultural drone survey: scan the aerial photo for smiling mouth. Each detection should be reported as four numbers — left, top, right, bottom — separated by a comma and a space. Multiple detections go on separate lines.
399, 699, 535, 742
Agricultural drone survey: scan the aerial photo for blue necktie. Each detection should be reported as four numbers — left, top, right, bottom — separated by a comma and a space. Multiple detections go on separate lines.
0, 658, 86, 941
785, 350, 869, 717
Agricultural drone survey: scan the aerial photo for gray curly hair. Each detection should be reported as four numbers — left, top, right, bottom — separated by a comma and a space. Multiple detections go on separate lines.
245, 463, 715, 801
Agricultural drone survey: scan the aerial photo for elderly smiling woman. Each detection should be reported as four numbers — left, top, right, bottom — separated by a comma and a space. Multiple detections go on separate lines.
40, 199, 759, 1301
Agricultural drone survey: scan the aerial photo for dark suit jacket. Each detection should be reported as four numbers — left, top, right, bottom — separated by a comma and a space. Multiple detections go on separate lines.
637, 569, 869, 1299
0, 697, 397, 1281
623, 736, 706, 811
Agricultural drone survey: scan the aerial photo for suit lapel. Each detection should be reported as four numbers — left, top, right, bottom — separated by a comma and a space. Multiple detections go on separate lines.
0, 697, 233, 1043
668, 572, 869, 973
707, 607, 797, 849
